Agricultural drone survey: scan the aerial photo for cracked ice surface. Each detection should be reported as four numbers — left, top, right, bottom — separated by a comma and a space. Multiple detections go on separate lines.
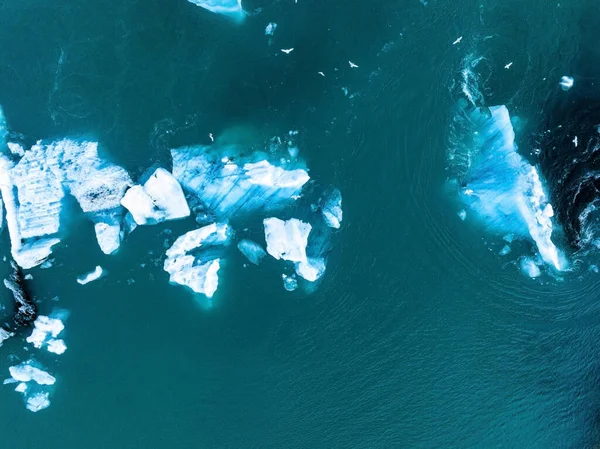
171, 146, 309, 219
164, 223, 232, 297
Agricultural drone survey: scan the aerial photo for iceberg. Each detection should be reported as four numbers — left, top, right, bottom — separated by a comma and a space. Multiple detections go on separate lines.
171, 146, 309, 219
264, 217, 326, 282
454, 105, 566, 271
187, 0, 244, 19
164, 223, 232, 297
121, 168, 190, 225
77, 266, 105, 285
237, 239, 266, 265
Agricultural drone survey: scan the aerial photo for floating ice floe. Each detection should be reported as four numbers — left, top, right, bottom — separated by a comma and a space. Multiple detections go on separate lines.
237, 239, 266, 265
520, 257, 541, 278
560, 76, 574, 91
264, 217, 326, 282
282, 273, 298, 291
6, 361, 55, 412
171, 146, 309, 219
77, 266, 105, 285
121, 168, 190, 226
26, 314, 67, 354
451, 104, 567, 273
0, 328, 13, 346
187, 0, 244, 19
164, 223, 232, 297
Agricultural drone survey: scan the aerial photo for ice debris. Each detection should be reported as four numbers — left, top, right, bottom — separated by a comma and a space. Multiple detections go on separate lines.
121, 168, 190, 225
77, 266, 105, 285
237, 239, 266, 265
8, 362, 55, 386
187, 0, 244, 19
560, 76, 574, 91
282, 273, 298, 291
164, 223, 232, 297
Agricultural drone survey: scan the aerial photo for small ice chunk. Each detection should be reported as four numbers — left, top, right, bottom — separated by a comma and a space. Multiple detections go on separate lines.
26, 392, 50, 412
560, 76, 574, 91
458, 209, 467, 221
288, 146, 299, 159
265, 22, 277, 36
499, 245, 511, 256
520, 258, 541, 278
121, 168, 190, 226
237, 239, 266, 265
281, 48, 294, 54
47, 339, 67, 355
321, 188, 343, 229
94, 222, 121, 255
15, 382, 27, 393
503, 234, 515, 243
9, 363, 56, 385
24, 274, 33, 280
7, 142, 25, 156
77, 266, 105, 285
282, 274, 298, 291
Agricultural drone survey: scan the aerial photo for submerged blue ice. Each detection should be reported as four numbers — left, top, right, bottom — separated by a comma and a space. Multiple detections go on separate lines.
452, 105, 566, 272
187, 0, 244, 20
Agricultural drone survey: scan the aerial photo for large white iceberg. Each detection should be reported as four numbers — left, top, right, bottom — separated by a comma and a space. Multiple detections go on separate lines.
187, 0, 244, 19
171, 146, 309, 219
164, 223, 232, 297
264, 217, 326, 282
454, 105, 566, 271
121, 168, 190, 225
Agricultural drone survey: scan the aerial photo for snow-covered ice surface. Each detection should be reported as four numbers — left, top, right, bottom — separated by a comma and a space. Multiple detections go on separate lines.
187, 0, 244, 19
164, 223, 232, 298
449, 103, 567, 274
121, 168, 190, 225
77, 266, 105, 285
171, 146, 309, 219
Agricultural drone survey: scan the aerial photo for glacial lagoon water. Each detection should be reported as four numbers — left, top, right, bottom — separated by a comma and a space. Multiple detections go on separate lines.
1, 0, 600, 447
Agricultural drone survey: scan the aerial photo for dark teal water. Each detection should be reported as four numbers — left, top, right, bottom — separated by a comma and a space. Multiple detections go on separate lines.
1, 0, 600, 447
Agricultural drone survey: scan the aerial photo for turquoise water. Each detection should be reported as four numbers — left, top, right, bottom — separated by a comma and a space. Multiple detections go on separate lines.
1, 0, 600, 447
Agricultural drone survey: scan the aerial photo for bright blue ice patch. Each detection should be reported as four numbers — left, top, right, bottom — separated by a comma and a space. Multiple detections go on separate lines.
450, 104, 567, 271
187, 0, 244, 20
